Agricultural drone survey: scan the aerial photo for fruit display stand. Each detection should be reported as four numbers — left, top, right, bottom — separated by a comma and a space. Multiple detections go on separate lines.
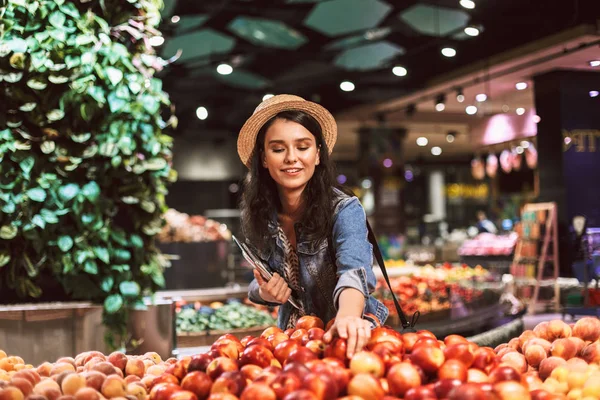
3, 315, 600, 400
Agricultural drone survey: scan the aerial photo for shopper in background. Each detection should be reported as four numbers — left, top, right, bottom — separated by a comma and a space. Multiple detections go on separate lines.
237, 95, 387, 358
476, 210, 498, 234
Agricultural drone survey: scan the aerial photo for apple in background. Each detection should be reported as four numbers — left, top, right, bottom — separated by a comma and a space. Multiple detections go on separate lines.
410, 345, 445, 373
404, 385, 437, 400
467, 368, 490, 383
550, 338, 578, 360
447, 382, 487, 400
216, 334, 240, 343
286, 347, 318, 365
412, 337, 440, 351
270, 372, 302, 399
240, 344, 274, 368
150, 383, 181, 400
261, 326, 284, 340
240, 383, 276, 400
108, 353, 128, 372
181, 371, 212, 400
444, 334, 469, 346
281, 389, 319, 400
240, 336, 254, 347
434, 378, 462, 398
246, 338, 274, 353
169, 390, 198, 400
400, 333, 420, 353
385, 362, 421, 397
240, 365, 263, 382
274, 340, 301, 365
211, 339, 243, 360
538, 356, 567, 380
497, 347, 518, 358
188, 354, 214, 374
489, 365, 521, 384
282, 363, 311, 382
444, 342, 475, 368
507, 338, 520, 350
206, 393, 238, 400
83, 352, 106, 365
150, 374, 180, 390
472, 347, 497, 372
284, 328, 295, 337
267, 333, 290, 349
347, 373, 384, 400
493, 381, 531, 400
290, 329, 309, 344
307, 328, 325, 341
295, 316, 325, 330
368, 328, 404, 350
90, 362, 119, 377
206, 357, 239, 381
521, 371, 543, 391
210, 371, 246, 397
323, 338, 347, 363
518, 330, 537, 350
165, 361, 187, 381
349, 352, 385, 378
438, 359, 468, 382
572, 317, 600, 342
304, 340, 326, 358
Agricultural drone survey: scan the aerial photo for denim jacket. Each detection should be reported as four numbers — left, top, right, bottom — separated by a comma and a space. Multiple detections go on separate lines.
247, 188, 389, 329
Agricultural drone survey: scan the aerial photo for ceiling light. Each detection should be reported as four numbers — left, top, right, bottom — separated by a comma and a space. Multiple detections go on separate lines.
196, 106, 208, 120
392, 66, 407, 77
383, 158, 393, 168
337, 174, 347, 184
216, 63, 233, 75
431, 146, 442, 156
361, 179, 372, 189
520, 141, 530, 148
476, 93, 487, 102
460, 0, 475, 9
589, 60, 600, 67
435, 94, 446, 112
516, 146, 524, 154
340, 81, 355, 92
502, 104, 510, 113
416, 137, 428, 147
262, 94, 274, 101
441, 47, 457, 57
149, 36, 164, 47
590, 90, 599, 98
446, 133, 456, 143
456, 88, 465, 103
171, 15, 180, 23
464, 26, 480, 37
533, 115, 541, 123
435, 103, 446, 112
465, 105, 478, 115
515, 82, 528, 90
516, 107, 526, 115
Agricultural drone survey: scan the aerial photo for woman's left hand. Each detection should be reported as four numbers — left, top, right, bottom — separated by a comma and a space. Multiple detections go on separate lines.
323, 315, 372, 358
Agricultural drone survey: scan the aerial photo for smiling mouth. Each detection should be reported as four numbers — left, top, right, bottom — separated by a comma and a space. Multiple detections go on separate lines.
281, 168, 303, 173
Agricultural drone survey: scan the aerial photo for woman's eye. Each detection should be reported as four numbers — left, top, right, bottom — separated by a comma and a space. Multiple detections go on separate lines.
298, 147, 309, 151
272, 148, 284, 153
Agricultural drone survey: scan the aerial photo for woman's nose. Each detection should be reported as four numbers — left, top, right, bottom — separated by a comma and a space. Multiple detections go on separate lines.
285, 149, 297, 163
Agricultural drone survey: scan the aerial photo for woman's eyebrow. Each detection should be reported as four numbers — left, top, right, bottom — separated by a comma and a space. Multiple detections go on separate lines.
268, 137, 313, 145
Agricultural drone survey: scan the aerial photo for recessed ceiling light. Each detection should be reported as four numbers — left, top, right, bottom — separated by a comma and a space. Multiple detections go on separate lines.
262, 94, 274, 101
392, 66, 407, 77
435, 103, 445, 112
196, 106, 208, 120
464, 26, 480, 37
520, 141, 530, 148
515, 82, 528, 90
590, 90, 599, 98
456, 93, 465, 103
533, 115, 541, 123
171, 15, 180, 23
149, 36, 165, 47
460, 0, 475, 9
383, 158, 393, 168
502, 104, 510, 113
441, 47, 457, 57
465, 105, 478, 115
476, 93, 487, 102
340, 81, 355, 92
589, 60, 600, 67
515, 146, 524, 154
431, 146, 442, 156
446, 133, 456, 143
416, 137, 428, 146
217, 63, 233, 75
516, 107, 526, 115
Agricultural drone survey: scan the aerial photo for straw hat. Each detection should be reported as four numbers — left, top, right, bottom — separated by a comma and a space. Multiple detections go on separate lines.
237, 94, 337, 167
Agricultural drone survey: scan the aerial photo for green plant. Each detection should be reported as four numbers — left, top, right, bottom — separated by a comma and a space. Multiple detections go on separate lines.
0, 0, 177, 348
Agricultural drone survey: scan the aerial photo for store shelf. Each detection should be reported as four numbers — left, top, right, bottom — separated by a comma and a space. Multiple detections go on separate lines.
155, 285, 249, 303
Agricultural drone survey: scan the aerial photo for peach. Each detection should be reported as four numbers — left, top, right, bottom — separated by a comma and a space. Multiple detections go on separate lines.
50, 364, 76, 377
101, 375, 127, 398
146, 366, 166, 377
565, 357, 588, 373
572, 317, 600, 342
538, 356, 567, 380
533, 322, 550, 340
580, 341, 600, 364
143, 353, 162, 365
83, 353, 106, 365
467, 368, 489, 383
523, 338, 552, 355
126, 383, 147, 400
551, 338, 578, 360
9, 378, 33, 397
62, 374, 86, 396
497, 347, 518, 358
108, 353, 128, 372
91, 363, 119, 377
125, 360, 145, 379
57, 359, 76, 368
55, 371, 75, 388
518, 331, 537, 349
500, 352, 527, 374
0, 351, 6, 360
124, 376, 141, 385
82, 371, 106, 392
0, 386, 25, 400
507, 338, 520, 350
36, 363, 53, 377
56, 396, 75, 400
74, 387, 101, 400
13, 370, 40, 386
33, 379, 61, 395
525, 344, 547, 368
547, 320, 572, 340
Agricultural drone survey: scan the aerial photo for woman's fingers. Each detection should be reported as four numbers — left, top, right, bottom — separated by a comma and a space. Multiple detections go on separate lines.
355, 320, 371, 356
345, 319, 359, 358
253, 269, 267, 285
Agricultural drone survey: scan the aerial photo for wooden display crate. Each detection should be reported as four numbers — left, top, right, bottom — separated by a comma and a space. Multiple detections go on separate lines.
177, 325, 271, 348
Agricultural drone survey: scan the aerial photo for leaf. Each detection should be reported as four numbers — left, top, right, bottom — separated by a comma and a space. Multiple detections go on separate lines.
0, 225, 18, 240
27, 79, 48, 90
75, 35, 94, 46
71, 132, 91, 143
121, 196, 139, 204
49, 11, 66, 28
140, 200, 156, 213
6, 38, 28, 53
84, 260, 98, 274
57, 235, 73, 252
20, 156, 34, 174
75, 250, 88, 264
27, 188, 46, 202
32, 215, 46, 229
114, 249, 131, 262
104, 294, 123, 314
19, 103, 37, 112
81, 213, 94, 225
101, 276, 114, 292
144, 158, 167, 171
47, 109, 65, 121
119, 281, 140, 297
105, 67, 124, 86
0, 252, 10, 268
48, 75, 69, 84
2, 202, 16, 214
41, 141, 56, 154
40, 209, 59, 223
58, 183, 79, 202
152, 272, 166, 287
93, 247, 110, 264
82, 181, 100, 202
130, 234, 143, 248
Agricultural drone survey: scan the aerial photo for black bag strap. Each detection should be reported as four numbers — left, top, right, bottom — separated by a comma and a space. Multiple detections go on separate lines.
365, 220, 420, 332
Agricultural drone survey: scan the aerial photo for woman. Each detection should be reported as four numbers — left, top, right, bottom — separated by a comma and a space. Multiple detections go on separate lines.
238, 95, 388, 358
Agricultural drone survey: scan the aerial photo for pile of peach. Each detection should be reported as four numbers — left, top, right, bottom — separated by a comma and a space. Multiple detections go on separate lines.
2, 315, 600, 400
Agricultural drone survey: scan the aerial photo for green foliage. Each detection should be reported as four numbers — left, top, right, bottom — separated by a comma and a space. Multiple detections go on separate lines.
0, 0, 177, 348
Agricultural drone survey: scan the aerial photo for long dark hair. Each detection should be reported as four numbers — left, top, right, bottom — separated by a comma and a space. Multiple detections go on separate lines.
240, 110, 338, 251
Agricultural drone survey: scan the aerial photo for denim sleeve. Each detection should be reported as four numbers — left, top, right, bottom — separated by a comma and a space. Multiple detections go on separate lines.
248, 278, 280, 307
331, 197, 376, 309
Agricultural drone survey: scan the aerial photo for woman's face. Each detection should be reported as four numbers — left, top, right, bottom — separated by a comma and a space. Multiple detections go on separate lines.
262, 118, 320, 193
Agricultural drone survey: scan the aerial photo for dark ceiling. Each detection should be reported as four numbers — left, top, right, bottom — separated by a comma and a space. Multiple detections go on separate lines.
157, 0, 600, 136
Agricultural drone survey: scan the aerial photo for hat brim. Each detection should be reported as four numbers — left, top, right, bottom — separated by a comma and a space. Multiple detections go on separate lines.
237, 100, 337, 168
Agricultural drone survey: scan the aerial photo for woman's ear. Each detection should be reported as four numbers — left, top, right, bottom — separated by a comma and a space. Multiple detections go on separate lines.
316, 146, 321, 165
262, 153, 268, 168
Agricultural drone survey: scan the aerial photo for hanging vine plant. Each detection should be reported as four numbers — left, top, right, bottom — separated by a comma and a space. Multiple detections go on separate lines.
0, 0, 177, 349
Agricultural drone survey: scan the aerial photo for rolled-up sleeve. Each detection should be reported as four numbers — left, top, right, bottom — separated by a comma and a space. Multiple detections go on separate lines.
331, 197, 376, 309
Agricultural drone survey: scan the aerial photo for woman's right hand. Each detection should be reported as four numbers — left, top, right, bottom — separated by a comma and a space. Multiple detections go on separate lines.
254, 269, 292, 304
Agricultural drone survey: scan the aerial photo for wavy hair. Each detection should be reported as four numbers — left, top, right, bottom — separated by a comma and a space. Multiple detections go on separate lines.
240, 110, 338, 251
